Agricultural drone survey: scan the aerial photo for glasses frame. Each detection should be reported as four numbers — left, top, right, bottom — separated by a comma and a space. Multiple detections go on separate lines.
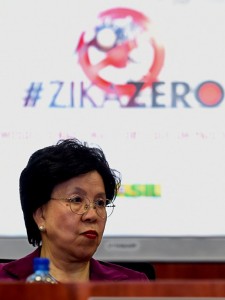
51, 194, 115, 219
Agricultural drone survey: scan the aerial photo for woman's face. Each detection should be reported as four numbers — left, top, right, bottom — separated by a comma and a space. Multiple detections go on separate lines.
34, 170, 107, 262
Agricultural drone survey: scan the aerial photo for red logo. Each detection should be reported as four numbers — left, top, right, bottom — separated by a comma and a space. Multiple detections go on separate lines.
76, 7, 165, 97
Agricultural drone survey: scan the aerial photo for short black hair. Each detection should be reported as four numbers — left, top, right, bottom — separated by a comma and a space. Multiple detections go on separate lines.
19, 138, 121, 246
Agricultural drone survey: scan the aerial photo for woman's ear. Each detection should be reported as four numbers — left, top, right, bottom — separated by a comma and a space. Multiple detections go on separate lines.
33, 206, 45, 227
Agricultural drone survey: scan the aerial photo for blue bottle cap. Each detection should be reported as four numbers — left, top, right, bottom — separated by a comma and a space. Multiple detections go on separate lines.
33, 257, 50, 271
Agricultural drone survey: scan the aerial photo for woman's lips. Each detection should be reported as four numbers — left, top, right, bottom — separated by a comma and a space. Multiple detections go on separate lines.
82, 230, 98, 239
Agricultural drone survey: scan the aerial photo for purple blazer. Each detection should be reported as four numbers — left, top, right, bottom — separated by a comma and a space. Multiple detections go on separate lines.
0, 248, 149, 281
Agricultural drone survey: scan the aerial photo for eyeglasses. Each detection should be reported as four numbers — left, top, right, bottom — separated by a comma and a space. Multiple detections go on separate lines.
51, 194, 115, 219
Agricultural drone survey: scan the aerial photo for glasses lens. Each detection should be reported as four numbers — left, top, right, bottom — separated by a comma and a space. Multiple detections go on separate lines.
69, 195, 86, 214
94, 198, 115, 219
105, 200, 115, 218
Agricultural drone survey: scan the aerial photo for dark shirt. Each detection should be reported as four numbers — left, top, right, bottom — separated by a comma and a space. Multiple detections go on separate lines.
0, 248, 151, 281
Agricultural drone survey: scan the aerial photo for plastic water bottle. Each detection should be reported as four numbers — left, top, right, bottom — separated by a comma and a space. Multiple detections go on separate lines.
26, 257, 57, 283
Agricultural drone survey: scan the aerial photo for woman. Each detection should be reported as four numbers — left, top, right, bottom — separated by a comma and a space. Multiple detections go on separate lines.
0, 138, 154, 282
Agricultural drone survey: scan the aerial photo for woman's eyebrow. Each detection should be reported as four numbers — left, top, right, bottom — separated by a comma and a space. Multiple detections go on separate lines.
71, 188, 106, 198
70, 187, 86, 195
